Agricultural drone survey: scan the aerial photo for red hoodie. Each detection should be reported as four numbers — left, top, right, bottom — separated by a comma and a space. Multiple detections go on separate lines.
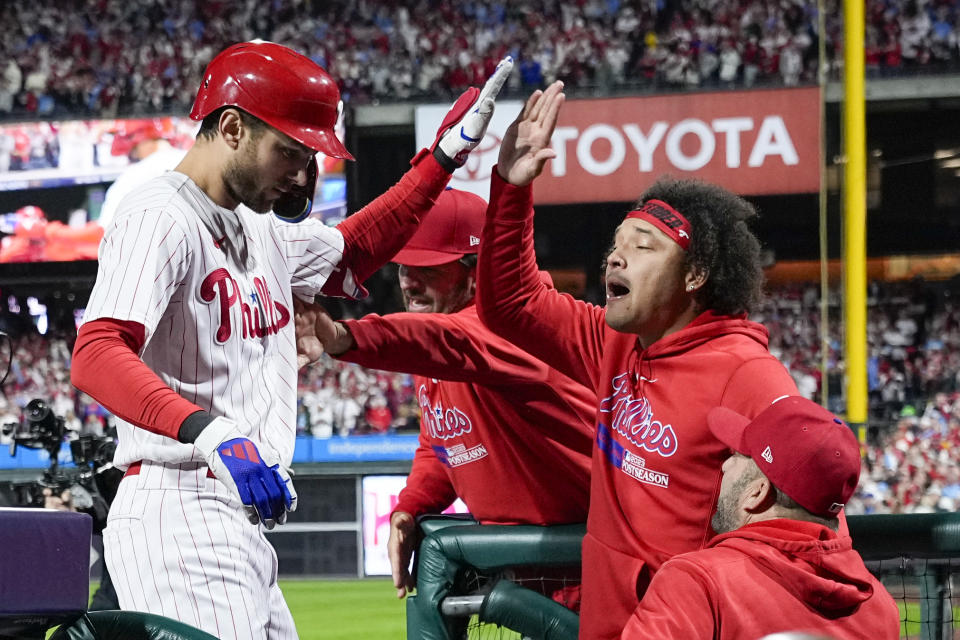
620, 519, 901, 639
476, 173, 799, 639
338, 301, 595, 524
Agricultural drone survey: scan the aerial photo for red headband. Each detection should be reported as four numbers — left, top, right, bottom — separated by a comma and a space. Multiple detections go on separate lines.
625, 199, 692, 251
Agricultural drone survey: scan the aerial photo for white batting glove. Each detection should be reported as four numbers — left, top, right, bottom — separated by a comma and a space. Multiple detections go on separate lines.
194, 416, 297, 529
431, 56, 514, 171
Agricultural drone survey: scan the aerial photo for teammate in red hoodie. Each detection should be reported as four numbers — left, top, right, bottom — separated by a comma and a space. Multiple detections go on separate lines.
621, 396, 899, 639
475, 81, 800, 639
295, 187, 594, 600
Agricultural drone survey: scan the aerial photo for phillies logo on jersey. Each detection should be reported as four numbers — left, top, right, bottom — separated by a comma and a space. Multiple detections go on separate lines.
199, 268, 291, 343
599, 372, 678, 457
418, 384, 473, 440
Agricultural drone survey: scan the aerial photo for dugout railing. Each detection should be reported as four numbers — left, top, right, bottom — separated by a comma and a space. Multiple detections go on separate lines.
407, 513, 960, 640
406, 516, 582, 640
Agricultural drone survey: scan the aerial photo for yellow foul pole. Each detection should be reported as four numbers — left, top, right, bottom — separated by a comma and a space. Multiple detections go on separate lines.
818, 0, 829, 407
843, 0, 868, 438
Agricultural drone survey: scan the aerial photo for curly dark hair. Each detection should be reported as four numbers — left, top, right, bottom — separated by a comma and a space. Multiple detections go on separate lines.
635, 177, 763, 316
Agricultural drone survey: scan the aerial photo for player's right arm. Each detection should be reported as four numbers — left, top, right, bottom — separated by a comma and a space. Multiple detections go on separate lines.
72, 206, 199, 440
476, 82, 606, 389
72, 319, 296, 528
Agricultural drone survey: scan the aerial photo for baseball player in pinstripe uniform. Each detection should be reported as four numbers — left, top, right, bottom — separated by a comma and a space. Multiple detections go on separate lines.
70, 41, 513, 639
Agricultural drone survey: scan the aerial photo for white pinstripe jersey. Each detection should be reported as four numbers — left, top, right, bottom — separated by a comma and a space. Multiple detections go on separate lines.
83, 171, 352, 469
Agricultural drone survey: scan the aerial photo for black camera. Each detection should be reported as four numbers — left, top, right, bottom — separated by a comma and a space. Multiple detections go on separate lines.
2, 398, 116, 521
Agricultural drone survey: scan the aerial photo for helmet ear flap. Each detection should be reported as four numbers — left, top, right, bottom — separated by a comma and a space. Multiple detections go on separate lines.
273, 157, 318, 223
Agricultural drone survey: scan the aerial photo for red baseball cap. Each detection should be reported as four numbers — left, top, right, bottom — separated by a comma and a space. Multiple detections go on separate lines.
392, 188, 487, 267
707, 396, 861, 517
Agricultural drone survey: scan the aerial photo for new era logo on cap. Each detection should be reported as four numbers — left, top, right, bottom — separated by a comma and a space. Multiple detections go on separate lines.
761, 446, 773, 464
706, 397, 861, 518
391, 189, 488, 266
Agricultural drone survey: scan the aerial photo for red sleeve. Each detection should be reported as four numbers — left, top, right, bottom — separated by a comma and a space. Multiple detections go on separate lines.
619, 560, 717, 639
337, 307, 552, 387
720, 357, 799, 415
70, 318, 204, 440
394, 431, 459, 518
323, 153, 450, 296
475, 170, 606, 390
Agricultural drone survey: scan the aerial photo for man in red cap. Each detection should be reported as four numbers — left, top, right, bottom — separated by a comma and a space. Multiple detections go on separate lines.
295, 187, 595, 607
70, 40, 513, 639
620, 396, 900, 639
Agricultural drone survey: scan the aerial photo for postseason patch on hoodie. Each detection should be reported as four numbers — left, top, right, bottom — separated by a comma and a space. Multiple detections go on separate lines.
432, 442, 489, 468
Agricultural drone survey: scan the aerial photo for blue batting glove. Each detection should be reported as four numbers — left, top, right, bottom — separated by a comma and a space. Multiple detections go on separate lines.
194, 417, 298, 529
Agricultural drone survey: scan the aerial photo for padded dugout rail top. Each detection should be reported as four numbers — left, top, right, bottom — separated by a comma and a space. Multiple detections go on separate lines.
424, 523, 587, 569
49, 611, 219, 640
848, 513, 960, 559
0, 507, 92, 639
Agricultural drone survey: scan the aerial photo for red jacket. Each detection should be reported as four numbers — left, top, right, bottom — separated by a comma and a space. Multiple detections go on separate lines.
339, 302, 595, 524
620, 519, 900, 640
476, 173, 799, 639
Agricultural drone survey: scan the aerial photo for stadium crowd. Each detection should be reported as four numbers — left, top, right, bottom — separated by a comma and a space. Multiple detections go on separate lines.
0, 277, 958, 514
760, 278, 960, 515
1, 0, 959, 119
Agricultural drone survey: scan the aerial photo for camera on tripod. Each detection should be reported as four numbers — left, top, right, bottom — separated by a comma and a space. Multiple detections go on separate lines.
2, 398, 116, 513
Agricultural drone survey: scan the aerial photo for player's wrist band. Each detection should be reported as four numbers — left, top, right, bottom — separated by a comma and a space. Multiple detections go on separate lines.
433, 146, 460, 174
178, 410, 214, 444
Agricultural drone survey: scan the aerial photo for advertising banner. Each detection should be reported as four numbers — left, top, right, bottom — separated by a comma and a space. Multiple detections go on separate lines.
415, 86, 820, 204
362, 475, 469, 576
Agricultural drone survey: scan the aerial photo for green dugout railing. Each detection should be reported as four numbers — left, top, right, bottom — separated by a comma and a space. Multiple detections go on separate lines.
407, 513, 960, 640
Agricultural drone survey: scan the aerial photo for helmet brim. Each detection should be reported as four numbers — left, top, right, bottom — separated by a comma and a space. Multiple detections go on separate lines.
274, 118, 354, 161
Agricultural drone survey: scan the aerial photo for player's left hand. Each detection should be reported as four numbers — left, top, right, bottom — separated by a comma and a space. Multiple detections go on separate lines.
194, 417, 298, 529
429, 56, 514, 172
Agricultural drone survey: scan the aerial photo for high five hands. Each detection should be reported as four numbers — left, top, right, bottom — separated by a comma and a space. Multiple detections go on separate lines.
497, 80, 565, 187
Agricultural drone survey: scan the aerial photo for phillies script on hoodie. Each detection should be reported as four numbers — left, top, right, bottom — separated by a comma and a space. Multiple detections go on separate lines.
476, 173, 799, 640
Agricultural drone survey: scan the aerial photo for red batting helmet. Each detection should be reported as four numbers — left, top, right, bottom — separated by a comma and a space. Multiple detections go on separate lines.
189, 41, 354, 160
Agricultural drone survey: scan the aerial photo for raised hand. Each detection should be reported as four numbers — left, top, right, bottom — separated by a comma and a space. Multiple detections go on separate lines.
497, 80, 566, 187
428, 56, 515, 171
